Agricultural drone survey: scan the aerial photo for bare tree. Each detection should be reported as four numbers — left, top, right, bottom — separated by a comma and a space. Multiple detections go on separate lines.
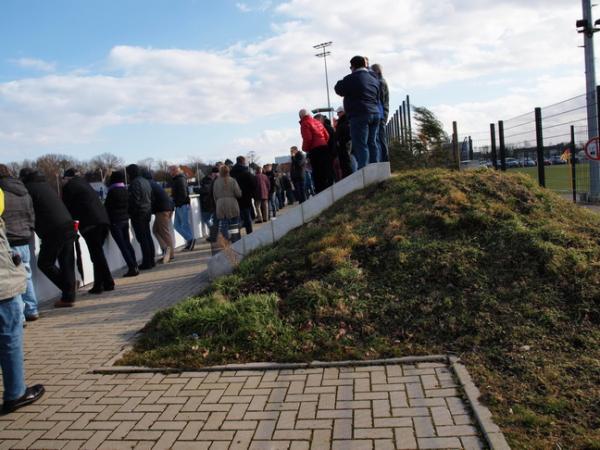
34, 153, 78, 195
90, 152, 124, 175
137, 158, 155, 172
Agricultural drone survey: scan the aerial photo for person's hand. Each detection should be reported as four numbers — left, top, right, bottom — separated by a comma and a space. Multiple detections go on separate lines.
11, 252, 22, 266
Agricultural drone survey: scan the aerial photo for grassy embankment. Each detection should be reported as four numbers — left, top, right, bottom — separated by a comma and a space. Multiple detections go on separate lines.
514, 163, 590, 192
121, 169, 600, 449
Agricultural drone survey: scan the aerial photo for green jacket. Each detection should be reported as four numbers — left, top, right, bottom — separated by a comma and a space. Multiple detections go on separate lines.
0, 189, 27, 301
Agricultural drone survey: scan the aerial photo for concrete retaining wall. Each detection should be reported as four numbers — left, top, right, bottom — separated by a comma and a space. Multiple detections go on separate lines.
33, 195, 204, 303
207, 162, 392, 280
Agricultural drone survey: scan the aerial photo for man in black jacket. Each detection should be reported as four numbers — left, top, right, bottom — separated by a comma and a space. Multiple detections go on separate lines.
19, 169, 77, 307
168, 166, 195, 251
230, 156, 257, 235
62, 169, 114, 295
290, 147, 306, 203
126, 164, 155, 270
335, 107, 354, 179
0, 165, 39, 320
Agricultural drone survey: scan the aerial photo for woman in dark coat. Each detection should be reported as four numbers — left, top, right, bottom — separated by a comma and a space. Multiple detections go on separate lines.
104, 170, 138, 277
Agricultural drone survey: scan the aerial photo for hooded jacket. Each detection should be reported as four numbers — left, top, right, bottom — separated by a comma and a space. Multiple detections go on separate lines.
126, 165, 152, 218
0, 176, 35, 246
62, 176, 110, 232
300, 115, 329, 152
21, 172, 74, 240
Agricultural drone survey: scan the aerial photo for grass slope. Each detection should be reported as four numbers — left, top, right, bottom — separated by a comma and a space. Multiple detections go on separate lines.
122, 169, 600, 449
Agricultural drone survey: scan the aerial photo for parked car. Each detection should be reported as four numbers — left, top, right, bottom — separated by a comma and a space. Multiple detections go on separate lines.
522, 158, 537, 167
479, 160, 493, 168
505, 157, 521, 168
460, 160, 484, 170
549, 155, 567, 165
544, 158, 552, 165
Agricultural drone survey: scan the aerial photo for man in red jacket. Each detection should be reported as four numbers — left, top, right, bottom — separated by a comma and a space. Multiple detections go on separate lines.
299, 109, 332, 194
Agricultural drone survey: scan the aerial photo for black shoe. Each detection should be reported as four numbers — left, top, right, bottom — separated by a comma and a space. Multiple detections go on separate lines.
104, 283, 115, 292
123, 268, 139, 277
188, 239, 196, 251
139, 264, 153, 270
2, 385, 45, 415
88, 286, 104, 295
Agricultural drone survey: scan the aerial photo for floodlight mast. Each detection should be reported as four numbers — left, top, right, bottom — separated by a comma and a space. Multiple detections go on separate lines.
314, 41, 333, 121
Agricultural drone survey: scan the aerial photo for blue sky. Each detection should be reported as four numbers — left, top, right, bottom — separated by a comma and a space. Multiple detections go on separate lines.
0, 0, 591, 165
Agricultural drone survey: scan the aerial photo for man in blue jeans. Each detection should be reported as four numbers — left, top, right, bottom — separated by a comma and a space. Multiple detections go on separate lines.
334, 55, 381, 169
0, 188, 44, 415
169, 166, 196, 251
0, 165, 38, 321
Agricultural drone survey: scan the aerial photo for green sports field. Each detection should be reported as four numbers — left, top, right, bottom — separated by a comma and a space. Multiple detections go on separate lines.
512, 163, 591, 193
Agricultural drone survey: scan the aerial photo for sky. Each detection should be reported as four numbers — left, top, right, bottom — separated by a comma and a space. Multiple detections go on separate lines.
0, 0, 593, 165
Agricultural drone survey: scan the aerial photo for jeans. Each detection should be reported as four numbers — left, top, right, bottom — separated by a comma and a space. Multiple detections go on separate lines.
131, 214, 155, 268
174, 205, 194, 242
11, 245, 38, 318
0, 297, 26, 402
269, 193, 277, 218
218, 217, 240, 241
292, 180, 306, 203
82, 225, 114, 289
110, 221, 137, 270
378, 120, 389, 162
239, 207, 253, 235
350, 113, 381, 169
38, 230, 76, 302
200, 211, 213, 236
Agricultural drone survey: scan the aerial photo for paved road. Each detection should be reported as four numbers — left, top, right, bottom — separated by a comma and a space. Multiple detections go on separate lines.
0, 238, 488, 449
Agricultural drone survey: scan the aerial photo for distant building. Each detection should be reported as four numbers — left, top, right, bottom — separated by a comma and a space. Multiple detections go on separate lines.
275, 155, 291, 165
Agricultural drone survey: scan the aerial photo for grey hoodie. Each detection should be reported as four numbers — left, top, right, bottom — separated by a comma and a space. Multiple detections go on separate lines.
0, 176, 35, 246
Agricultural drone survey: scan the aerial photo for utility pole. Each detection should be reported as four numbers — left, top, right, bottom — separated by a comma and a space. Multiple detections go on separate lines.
314, 42, 333, 121
578, 0, 600, 198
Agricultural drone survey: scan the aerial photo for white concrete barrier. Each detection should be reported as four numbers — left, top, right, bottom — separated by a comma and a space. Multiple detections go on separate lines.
207, 162, 391, 280
33, 195, 204, 303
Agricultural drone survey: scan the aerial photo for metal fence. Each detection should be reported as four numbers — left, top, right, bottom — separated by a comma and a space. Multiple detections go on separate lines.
386, 89, 600, 203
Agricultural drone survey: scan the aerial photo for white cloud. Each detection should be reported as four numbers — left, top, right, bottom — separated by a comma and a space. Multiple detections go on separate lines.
11, 57, 56, 72
234, 128, 299, 163
0, 0, 590, 162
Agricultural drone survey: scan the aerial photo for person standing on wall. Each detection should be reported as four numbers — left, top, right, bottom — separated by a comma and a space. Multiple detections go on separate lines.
0, 187, 45, 415
299, 109, 332, 194
169, 166, 195, 251
142, 170, 175, 264
371, 63, 390, 163
0, 165, 39, 321
334, 56, 381, 169
20, 169, 77, 307
290, 147, 307, 204
126, 164, 155, 270
104, 170, 139, 277
62, 168, 115, 295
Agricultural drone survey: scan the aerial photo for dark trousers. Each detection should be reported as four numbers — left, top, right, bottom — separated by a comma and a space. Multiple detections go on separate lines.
38, 231, 76, 302
110, 221, 138, 270
240, 207, 253, 235
378, 121, 389, 162
292, 180, 306, 203
83, 225, 114, 289
308, 147, 333, 194
338, 144, 354, 179
131, 214, 155, 268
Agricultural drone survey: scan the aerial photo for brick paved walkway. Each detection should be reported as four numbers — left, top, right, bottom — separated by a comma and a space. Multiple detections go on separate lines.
0, 240, 489, 449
